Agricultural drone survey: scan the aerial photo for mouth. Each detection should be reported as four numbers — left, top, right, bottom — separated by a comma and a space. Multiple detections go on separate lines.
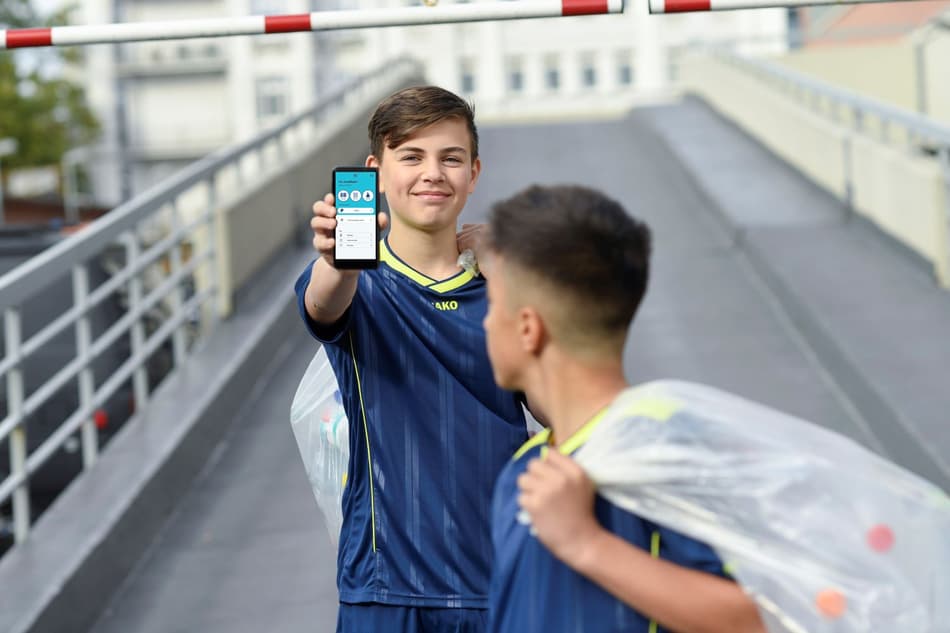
413, 191, 451, 200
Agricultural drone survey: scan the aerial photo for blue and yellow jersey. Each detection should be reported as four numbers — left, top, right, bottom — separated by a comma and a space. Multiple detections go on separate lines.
294, 239, 528, 608
489, 413, 729, 632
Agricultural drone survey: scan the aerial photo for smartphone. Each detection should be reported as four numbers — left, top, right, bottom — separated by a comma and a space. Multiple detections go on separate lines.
333, 166, 380, 269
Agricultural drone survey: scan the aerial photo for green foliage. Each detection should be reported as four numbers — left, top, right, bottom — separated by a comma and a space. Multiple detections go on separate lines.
0, 0, 100, 170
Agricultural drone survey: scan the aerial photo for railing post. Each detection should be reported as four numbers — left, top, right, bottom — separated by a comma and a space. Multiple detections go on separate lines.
169, 200, 188, 367
124, 231, 150, 410
206, 174, 221, 330
5, 308, 30, 542
842, 133, 854, 218
939, 146, 950, 287
72, 264, 98, 469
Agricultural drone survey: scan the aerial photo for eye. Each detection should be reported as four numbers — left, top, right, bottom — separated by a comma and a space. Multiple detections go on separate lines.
400, 155, 421, 163
444, 156, 463, 164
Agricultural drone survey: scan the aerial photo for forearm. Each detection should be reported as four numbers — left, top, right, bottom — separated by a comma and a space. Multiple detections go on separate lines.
304, 257, 360, 324
569, 529, 765, 633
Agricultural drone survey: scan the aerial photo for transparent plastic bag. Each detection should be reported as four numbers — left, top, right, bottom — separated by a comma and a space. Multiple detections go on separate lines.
290, 346, 350, 547
572, 380, 950, 633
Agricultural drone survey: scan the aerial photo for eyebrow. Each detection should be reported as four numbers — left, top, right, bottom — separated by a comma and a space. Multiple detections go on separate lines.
395, 146, 468, 155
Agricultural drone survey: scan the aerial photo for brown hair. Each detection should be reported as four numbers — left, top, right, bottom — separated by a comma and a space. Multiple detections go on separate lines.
489, 185, 652, 347
368, 86, 478, 161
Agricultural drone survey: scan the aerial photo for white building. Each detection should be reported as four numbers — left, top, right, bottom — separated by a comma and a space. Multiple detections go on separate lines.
338, 0, 788, 122
69, 0, 787, 205
71, 0, 338, 206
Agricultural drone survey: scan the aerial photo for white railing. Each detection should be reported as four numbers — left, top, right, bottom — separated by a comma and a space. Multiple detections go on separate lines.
0, 57, 423, 545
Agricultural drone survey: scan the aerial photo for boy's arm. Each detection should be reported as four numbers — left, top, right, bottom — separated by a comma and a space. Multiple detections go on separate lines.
305, 193, 388, 324
518, 450, 766, 633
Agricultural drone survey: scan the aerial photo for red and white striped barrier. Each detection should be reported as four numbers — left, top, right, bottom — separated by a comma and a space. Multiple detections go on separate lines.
1, 0, 622, 49
649, 0, 920, 13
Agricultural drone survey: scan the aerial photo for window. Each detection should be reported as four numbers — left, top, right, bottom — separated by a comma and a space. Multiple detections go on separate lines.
460, 59, 475, 94
256, 76, 289, 121
506, 56, 523, 94
580, 53, 597, 88
544, 55, 560, 91
617, 51, 633, 86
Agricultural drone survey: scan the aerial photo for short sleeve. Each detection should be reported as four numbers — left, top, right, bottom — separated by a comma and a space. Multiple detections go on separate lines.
655, 524, 731, 580
294, 259, 354, 345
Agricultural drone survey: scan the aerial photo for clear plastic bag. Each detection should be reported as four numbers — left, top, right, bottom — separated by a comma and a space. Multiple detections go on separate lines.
290, 346, 350, 546
573, 381, 950, 633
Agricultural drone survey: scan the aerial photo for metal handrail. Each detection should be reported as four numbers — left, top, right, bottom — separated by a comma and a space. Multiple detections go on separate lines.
0, 55, 424, 545
716, 50, 950, 151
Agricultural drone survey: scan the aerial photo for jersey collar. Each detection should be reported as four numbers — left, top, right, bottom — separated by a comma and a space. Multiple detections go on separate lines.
512, 407, 610, 460
379, 238, 476, 294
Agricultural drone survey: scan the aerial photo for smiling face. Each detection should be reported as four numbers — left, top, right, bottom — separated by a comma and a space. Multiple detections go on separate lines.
367, 117, 481, 235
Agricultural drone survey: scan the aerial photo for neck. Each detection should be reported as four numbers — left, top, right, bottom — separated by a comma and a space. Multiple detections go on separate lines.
524, 352, 628, 447
387, 219, 461, 280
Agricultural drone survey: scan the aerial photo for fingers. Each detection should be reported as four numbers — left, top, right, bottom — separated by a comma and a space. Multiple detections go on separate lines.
378, 211, 389, 232
311, 194, 337, 258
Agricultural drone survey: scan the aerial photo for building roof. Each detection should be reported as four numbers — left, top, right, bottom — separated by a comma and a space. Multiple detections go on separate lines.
801, 1, 950, 46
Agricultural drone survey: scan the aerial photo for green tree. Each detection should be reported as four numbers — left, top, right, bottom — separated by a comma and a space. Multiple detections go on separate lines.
0, 0, 100, 170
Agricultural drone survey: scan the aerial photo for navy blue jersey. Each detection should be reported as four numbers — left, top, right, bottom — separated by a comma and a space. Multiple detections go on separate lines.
295, 239, 528, 608
489, 418, 730, 633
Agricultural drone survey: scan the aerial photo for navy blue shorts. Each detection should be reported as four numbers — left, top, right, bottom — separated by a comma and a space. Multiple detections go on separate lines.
336, 603, 488, 633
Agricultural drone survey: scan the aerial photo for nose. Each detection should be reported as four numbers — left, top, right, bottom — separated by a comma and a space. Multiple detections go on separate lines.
421, 157, 445, 183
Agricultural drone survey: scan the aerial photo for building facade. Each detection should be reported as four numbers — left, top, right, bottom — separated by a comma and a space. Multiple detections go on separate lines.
71, 0, 787, 204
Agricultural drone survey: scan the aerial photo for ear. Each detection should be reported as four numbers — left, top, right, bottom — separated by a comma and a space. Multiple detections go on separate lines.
468, 156, 482, 194
517, 306, 547, 356
366, 155, 383, 192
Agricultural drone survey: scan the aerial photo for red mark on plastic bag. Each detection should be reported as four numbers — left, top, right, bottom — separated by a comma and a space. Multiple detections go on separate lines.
816, 589, 846, 618
867, 524, 895, 552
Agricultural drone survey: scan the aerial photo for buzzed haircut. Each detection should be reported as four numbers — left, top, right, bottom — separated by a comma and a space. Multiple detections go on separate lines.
368, 85, 479, 160
489, 184, 652, 345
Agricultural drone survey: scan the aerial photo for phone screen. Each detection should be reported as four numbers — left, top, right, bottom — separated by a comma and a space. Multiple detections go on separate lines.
333, 167, 379, 268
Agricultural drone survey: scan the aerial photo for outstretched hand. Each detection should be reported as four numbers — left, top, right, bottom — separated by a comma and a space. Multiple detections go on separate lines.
311, 192, 389, 267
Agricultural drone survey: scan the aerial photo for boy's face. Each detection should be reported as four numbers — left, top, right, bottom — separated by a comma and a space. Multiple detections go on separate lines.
483, 255, 527, 391
367, 118, 480, 234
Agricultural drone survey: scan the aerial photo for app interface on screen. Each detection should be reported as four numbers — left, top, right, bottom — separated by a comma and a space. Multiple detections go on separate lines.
335, 171, 377, 261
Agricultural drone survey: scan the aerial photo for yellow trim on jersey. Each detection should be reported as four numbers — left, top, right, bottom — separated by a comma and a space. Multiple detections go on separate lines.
349, 332, 377, 553
430, 270, 476, 293
378, 239, 476, 294
512, 429, 551, 461
623, 396, 680, 423
558, 408, 609, 455
511, 406, 609, 460
649, 530, 662, 633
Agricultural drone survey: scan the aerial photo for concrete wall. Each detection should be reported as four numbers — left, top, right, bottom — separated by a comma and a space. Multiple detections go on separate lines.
682, 55, 950, 286
774, 34, 950, 127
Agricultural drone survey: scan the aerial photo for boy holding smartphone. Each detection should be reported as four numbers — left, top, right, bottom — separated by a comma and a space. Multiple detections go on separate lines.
294, 86, 528, 633
481, 185, 766, 633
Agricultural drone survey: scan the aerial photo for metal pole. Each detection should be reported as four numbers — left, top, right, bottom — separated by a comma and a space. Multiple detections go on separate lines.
0, 0, 623, 49
113, 0, 132, 202
5, 308, 30, 542
649, 0, 927, 13
72, 265, 99, 469
0, 157, 5, 225
915, 39, 927, 115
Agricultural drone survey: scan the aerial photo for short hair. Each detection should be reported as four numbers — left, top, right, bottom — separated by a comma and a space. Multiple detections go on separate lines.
488, 185, 652, 351
368, 86, 479, 161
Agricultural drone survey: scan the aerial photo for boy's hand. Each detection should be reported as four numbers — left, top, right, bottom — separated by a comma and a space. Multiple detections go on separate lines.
518, 450, 604, 568
311, 193, 388, 267
456, 223, 487, 259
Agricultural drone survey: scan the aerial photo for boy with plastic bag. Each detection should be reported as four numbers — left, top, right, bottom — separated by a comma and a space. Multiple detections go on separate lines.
293, 86, 529, 633
482, 184, 765, 633
482, 184, 950, 632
